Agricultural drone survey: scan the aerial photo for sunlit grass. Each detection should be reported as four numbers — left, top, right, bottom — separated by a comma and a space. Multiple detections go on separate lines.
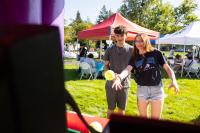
64, 61, 200, 125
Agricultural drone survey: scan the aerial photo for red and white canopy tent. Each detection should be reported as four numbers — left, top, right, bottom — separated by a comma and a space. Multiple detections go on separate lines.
78, 12, 159, 41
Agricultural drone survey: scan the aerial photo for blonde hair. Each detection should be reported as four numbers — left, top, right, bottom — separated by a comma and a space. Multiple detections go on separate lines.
132, 33, 154, 62
135, 33, 154, 52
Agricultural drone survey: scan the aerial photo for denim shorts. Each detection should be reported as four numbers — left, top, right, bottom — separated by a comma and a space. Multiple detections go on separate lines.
137, 82, 165, 100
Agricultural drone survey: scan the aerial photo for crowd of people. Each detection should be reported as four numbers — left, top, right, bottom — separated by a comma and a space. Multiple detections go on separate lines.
166, 47, 200, 76
78, 43, 104, 78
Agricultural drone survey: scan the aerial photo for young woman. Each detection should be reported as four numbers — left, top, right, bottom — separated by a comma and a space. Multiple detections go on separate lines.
112, 33, 179, 119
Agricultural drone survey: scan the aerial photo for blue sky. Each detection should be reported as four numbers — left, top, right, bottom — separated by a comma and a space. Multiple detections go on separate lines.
64, 0, 200, 24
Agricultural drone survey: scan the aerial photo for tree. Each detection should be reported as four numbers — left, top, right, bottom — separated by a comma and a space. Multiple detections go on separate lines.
96, 5, 113, 24
64, 11, 96, 48
174, 0, 199, 27
67, 10, 93, 42
119, 0, 199, 35
69, 21, 93, 42
147, 2, 177, 34
74, 10, 82, 23
64, 26, 75, 43
119, 0, 160, 27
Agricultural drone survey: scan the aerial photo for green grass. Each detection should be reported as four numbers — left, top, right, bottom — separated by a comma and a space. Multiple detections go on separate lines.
162, 51, 187, 58
64, 61, 200, 125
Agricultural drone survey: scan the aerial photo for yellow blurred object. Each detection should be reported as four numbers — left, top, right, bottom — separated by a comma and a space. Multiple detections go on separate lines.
89, 121, 103, 133
104, 70, 115, 80
168, 87, 175, 94
170, 87, 175, 91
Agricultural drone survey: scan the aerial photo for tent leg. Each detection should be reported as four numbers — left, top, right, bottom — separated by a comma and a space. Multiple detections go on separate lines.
100, 40, 102, 60
109, 35, 112, 47
184, 45, 185, 53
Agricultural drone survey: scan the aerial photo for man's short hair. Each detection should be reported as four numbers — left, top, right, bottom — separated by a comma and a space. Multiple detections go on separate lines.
114, 25, 128, 35
88, 53, 94, 58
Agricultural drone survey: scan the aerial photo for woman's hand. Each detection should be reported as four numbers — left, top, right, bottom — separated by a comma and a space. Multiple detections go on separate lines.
168, 81, 179, 94
112, 75, 123, 90
163, 63, 179, 94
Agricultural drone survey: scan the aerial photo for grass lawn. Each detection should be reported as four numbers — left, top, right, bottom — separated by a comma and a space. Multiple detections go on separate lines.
64, 60, 200, 125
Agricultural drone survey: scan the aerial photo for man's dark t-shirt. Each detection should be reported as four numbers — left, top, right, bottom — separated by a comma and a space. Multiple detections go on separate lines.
104, 44, 133, 88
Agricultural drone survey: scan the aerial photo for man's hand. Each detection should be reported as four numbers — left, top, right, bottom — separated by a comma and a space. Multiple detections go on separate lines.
112, 75, 123, 90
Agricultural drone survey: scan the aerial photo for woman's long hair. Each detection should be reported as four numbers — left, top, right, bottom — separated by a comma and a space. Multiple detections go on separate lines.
132, 33, 154, 63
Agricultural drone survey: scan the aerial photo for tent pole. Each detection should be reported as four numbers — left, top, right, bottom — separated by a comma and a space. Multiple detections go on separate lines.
158, 33, 160, 50
109, 35, 112, 47
100, 40, 102, 60
192, 45, 194, 60
192, 45, 197, 60
77, 38, 79, 52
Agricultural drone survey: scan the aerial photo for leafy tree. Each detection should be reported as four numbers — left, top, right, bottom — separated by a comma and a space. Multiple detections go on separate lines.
64, 11, 96, 48
147, 2, 177, 34
119, 0, 199, 35
174, 0, 199, 27
69, 21, 93, 42
119, 3, 129, 18
64, 26, 75, 43
96, 5, 113, 24
119, 0, 159, 27
67, 10, 92, 42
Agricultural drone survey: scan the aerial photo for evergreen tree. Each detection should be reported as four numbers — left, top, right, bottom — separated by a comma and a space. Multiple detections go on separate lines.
74, 10, 82, 23
174, 0, 199, 27
96, 5, 113, 24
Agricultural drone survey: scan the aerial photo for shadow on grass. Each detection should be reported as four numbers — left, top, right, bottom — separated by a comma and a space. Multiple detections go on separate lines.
191, 115, 200, 125
64, 68, 80, 81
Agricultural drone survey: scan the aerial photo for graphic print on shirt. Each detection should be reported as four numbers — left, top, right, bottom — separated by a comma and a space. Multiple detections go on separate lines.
135, 57, 156, 72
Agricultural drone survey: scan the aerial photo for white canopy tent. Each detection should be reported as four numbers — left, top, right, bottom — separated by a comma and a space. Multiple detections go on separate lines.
156, 21, 200, 46
156, 21, 200, 59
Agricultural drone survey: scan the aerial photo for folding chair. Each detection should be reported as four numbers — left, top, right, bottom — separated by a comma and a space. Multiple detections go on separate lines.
79, 62, 94, 80
168, 59, 174, 67
182, 59, 193, 77
94, 62, 104, 79
185, 63, 200, 78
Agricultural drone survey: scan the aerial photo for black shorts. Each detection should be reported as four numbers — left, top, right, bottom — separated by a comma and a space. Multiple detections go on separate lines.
105, 81, 129, 110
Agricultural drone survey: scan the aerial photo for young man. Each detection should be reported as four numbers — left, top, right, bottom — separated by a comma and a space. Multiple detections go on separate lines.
103, 25, 133, 118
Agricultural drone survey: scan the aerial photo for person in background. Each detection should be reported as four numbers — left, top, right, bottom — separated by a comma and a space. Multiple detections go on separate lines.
185, 49, 193, 60
184, 50, 194, 69
84, 53, 96, 73
103, 25, 133, 118
168, 47, 175, 59
112, 33, 179, 119
77, 43, 88, 73
78, 43, 87, 61
173, 54, 184, 73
